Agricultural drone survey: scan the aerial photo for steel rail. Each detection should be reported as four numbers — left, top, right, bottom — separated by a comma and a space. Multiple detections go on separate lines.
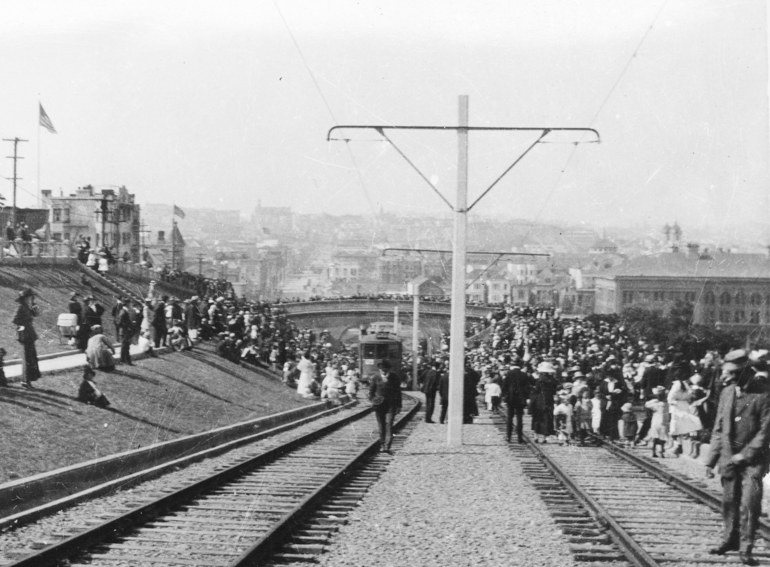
523, 434, 660, 567
7, 403, 385, 567
591, 434, 770, 542
230, 395, 421, 566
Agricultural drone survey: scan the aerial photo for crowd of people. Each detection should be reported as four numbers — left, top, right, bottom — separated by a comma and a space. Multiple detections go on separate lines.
418, 305, 739, 455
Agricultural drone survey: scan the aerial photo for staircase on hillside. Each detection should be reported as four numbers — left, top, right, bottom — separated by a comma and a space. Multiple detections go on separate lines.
98, 272, 145, 304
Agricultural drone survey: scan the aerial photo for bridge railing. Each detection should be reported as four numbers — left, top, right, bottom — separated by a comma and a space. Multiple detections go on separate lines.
276, 298, 493, 318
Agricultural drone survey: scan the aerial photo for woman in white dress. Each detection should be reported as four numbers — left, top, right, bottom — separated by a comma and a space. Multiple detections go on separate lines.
296, 351, 316, 397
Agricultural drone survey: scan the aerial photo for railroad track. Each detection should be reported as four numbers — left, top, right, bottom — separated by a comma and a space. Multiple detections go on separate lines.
489, 410, 770, 566
7, 397, 420, 567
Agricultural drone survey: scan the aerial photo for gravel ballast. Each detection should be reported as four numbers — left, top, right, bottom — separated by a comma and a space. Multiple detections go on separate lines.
318, 418, 577, 567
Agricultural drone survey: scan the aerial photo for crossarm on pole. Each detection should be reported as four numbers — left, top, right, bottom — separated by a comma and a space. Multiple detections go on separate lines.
375, 128, 455, 211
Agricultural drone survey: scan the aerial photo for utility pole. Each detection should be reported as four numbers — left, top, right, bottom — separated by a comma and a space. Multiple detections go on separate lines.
139, 221, 151, 264
447, 95, 469, 446
327, 99, 599, 446
197, 253, 205, 276
100, 195, 109, 250
3, 137, 28, 228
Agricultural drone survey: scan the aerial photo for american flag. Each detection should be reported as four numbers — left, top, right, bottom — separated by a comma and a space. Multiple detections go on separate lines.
39, 104, 57, 134
173, 204, 185, 219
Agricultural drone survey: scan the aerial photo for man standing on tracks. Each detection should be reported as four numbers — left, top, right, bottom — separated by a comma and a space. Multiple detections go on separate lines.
422, 360, 441, 423
502, 355, 530, 444
369, 360, 402, 453
706, 349, 770, 566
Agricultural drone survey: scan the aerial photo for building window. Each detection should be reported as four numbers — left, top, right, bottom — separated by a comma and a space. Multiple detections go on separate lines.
653, 291, 665, 301
684, 291, 696, 302
53, 209, 61, 222
719, 291, 731, 306
751, 293, 762, 305
706, 310, 716, 323
622, 291, 634, 304
750, 311, 760, 324
52, 233, 61, 242
735, 292, 746, 305
735, 311, 745, 323
704, 292, 715, 305
518, 290, 525, 299
63, 209, 70, 223
719, 310, 730, 322
63, 233, 70, 241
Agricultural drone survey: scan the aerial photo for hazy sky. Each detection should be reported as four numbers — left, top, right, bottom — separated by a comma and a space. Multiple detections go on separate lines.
0, 0, 766, 232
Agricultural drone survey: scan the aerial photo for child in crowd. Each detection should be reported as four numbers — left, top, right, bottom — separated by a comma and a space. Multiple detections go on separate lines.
554, 395, 573, 445
620, 402, 637, 447
573, 390, 592, 445
591, 391, 605, 435
644, 386, 670, 458
345, 369, 359, 400
484, 378, 502, 411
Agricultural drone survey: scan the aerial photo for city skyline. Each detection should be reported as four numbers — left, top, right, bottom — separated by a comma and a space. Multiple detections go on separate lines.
0, 0, 766, 236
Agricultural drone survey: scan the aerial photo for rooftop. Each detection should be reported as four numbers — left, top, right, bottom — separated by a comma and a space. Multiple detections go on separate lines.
597, 250, 770, 279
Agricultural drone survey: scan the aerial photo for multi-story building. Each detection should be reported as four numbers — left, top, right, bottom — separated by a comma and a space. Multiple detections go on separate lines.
593, 245, 770, 330
43, 185, 141, 261
377, 256, 423, 286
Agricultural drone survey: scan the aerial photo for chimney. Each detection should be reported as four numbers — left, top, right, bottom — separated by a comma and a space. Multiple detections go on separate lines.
686, 242, 699, 259
41, 189, 52, 202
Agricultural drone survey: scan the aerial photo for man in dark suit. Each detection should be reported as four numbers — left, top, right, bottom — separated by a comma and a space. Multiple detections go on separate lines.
502, 355, 530, 443
438, 365, 450, 424
706, 350, 770, 566
422, 361, 441, 423
153, 296, 168, 347
117, 299, 135, 365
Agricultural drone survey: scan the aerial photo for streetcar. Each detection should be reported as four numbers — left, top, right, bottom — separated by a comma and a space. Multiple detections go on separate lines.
358, 330, 403, 383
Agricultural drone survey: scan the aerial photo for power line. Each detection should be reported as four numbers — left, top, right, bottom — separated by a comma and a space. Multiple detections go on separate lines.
271, 0, 378, 219
517, 0, 670, 248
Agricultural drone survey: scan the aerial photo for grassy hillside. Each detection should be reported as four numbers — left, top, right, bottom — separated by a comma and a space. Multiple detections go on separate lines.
0, 345, 313, 482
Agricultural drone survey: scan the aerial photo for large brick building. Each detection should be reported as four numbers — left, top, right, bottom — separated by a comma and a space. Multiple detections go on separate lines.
593, 245, 770, 330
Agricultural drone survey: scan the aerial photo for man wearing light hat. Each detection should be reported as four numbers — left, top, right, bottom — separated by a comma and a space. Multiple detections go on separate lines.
706, 349, 770, 565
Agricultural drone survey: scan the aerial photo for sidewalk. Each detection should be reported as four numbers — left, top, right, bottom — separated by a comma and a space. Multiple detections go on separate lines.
4, 343, 163, 380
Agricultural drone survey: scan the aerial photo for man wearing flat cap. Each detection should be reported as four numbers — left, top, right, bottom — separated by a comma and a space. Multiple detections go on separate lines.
706, 349, 770, 565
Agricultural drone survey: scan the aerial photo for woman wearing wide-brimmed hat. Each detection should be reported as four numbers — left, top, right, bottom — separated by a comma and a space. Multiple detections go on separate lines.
13, 287, 41, 388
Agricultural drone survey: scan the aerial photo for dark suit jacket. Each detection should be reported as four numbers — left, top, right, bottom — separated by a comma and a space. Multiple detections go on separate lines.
83, 304, 105, 328
368, 371, 402, 412
706, 384, 770, 479
422, 368, 440, 395
117, 308, 134, 334
502, 367, 530, 408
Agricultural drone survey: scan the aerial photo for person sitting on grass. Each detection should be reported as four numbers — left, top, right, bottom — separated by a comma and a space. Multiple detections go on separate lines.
86, 325, 116, 371
168, 319, 191, 351
78, 367, 110, 408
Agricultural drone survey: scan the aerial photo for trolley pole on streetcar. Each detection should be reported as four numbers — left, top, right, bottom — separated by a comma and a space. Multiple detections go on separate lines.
447, 95, 469, 446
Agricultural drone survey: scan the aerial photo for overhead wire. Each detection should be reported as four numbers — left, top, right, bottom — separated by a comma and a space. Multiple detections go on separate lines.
515, 0, 670, 249
271, 0, 379, 220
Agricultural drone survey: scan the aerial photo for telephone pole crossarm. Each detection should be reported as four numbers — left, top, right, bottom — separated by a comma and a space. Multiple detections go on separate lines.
328, 125, 600, 211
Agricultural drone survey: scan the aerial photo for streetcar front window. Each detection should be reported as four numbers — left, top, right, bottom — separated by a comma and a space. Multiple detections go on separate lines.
362, 344, 377, 358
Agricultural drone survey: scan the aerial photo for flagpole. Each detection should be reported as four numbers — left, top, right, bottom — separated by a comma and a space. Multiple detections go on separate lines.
37, 103, 41, 205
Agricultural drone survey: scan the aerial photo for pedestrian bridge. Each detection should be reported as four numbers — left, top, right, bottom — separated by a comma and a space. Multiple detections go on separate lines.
276, 298, 493, 341
277, 298, 492, 320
